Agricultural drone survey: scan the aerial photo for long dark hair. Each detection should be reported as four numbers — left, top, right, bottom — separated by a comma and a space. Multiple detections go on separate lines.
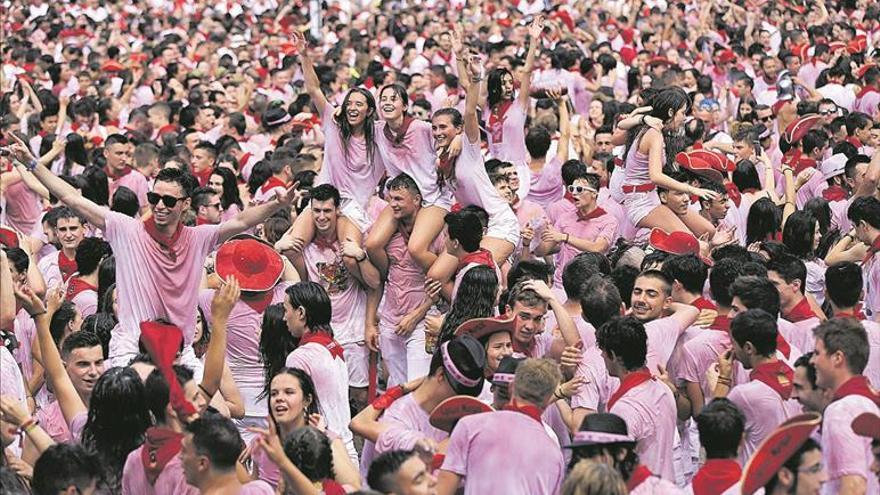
732, 159, 762, 192
438, 265, 498, 343
783, 210, 818, 260
81, 366, 151, 491
568, 443, 639, 481
746, 197, 782, 245
259, 303, 299, 399
211, 166, 244, 211
487, 68, 513, 108
80, 166, 110, 206
623, 87, 690, 169
285, 282, 333, 334
335, 88, 377, 165
268, 367, 321, 428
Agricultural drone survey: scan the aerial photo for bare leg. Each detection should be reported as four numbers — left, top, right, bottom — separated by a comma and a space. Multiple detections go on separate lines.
364, 206, 398, 277
337, 216, 363, 276
290, 208, 316, 244
407, 206, 447, 271
481, 237, 515, 266
637, 205, 692, 234
681, 210, 717, 239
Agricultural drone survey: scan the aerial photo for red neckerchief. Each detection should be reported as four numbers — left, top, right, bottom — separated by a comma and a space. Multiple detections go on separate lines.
750, 360, 794, 400
141, 427, 183, 485
242, 291, 274, 313
708, 314, 730, 332
832, 375, 880, 407
503, 399, 543, 424
105, 119, 120, 128
321, 479, 346, 495
106, 165, 133, 180
383, 116, 415, 147
834, 309, 866, 320
863, 234, 880, 263
65, 277, 97, 302
724, 182, 742, 207
742, 188, 759, 194
192, 166, 213, 187
576, 206, 606, 222
691, 297, 718, 311
260, 175, 288, 195
58, 251, 77, 282
783, 297, 817, 323
857, 85, 879, 99
143, 217, 184, 261
456, 248, 495, 274
238, 152, 252, 169
512, 337, 536, 357
156, 123, 179, 136
564, 191, 576, 203
300, 330, 345, 360
437, 150, 456, 186
608, 367, 654, 411
627, 465, 654, 491
822, 185, 848, 202
436, 50, 453, 64
195, 217, 214, 226
794, 157, 817, 176
488, 100, 513, 135
776, 333, 792, 360
692, 459, 741, 495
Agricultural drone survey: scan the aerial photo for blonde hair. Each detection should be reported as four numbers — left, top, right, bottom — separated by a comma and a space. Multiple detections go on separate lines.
562, 460, 628, 495
513, 358, 562, 406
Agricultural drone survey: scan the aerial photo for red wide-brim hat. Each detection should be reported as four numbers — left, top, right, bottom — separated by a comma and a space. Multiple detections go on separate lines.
429, 395, 493, 433
741, 412, 822, 495
675, 151, 725, 183
215, 236, 284, 292
0, 227, 19, 249
455, 315, 516, 341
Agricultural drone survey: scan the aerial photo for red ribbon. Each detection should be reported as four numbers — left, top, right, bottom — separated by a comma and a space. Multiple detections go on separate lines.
576, 206, 607, 222
503, 399, 543, 424
382, 116, 415, 147
259, 175, 288, 195
456, 248, 495, 274
691, 297, 718, 312
58, 251, 78, 282
833, 375, 880, 407
140, 427, 183, 486
783, 297, 818, 323
822, 185, 848, 202
65, 277, 97, 302
626, 465, 654, 491
692, 459, 742, 495
607, 367, 654, 411
749, 360, 794, 400
300, 331, 345, 360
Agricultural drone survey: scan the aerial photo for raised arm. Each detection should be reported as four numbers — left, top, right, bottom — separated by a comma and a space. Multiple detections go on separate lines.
517, 16, 545, 109
462, 51, 482, 144
0, 251, 15, 330
218, 186, 301, 243
644, 129, 719, 201
24, 286, 87, 426
555, 92, 571, 163
200, 277, 240, 397
294, 32, 330, 116
7, 137, 108, 230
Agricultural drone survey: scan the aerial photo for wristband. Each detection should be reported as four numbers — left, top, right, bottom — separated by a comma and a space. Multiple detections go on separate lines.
28, 310, 47, 318
372, 385, 404, 411
18, 417, 38, 434
356, 253, 368, 263
25, 159, 38, 172
564, 234, 570, 244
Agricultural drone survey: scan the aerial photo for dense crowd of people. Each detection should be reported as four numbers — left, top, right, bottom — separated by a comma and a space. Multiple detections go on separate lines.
1, 0, 880, 493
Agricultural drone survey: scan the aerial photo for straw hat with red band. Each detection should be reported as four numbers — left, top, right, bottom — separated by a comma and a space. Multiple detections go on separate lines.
0, 227, 19, 249
675, 151, 725, 183
565, 413, 636, 449
649, 228, 713, 266
454, 315, 516, 341
215, 236, 284, 292
852, 412, 880, 440
139, 322, 198, 418
740, 412, 822, 495
782, 114, 821, 147
429, 395, 494, 433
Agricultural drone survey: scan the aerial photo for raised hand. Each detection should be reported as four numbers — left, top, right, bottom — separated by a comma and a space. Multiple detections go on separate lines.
211, 276, 241, 321
274, 181, 303, 206
528, 15, 546, 40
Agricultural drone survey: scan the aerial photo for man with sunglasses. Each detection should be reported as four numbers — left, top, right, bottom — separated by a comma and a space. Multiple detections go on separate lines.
818, 99, 840, 127
13, 142, 299, 373
536, 172, 618, 289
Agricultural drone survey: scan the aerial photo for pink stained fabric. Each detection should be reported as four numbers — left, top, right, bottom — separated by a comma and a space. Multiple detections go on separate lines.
644, 315, 688, 374
628, 475, 687, 494
220, 202, 242, 223
316, 106, 386, 209
484, 100, 528, 167
250, 182, 287, 205
453, 135, 518, 229
550, 208, 618, 289
239, 480, 275, 494
609, 377, 678, 481
110, 169, 150, 210
375, 119, 446, 206
778, 316, 820, 354
198, 283, 290, 418
621, 144, 662, 227
820, 394, 880, 495
864, 320, 880, 389
727, 377, 803, 465
514, 198, 549, 254
36, 399, 72, 443
285, 342, 356, 463
250, 443, 281, 489
675, 330, 735, 405
865, 254, 880, 321
374, 393, 447, 455
828, 198, 852, 233
526, 156, 564, 207
4, 180, 42, 235
441, 411, 565, 495
302, 241, 367, 345
71, 288, 98, 318
378, 231, 445, 328
37, 250, 63, 292
103, 211, 221, 352
795, 167, 828, 210
13, 309, 48, 406
856, 90, 880, 115
121, 445, 198, 495
546, 195, 576, 225
571, 346, 618, 413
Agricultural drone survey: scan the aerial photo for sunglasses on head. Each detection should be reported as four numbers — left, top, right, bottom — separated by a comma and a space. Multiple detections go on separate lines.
567, 185, 597, 194
147, 192, 187, 208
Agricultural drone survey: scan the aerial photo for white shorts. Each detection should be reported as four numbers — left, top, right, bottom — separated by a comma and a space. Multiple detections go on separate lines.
341, 341, 370, 388
428, 187, 456, 211
378, 319, 432, 387
340, 198, 373, 234
487, 208, 521, 247
109, 327, 204, 382
623, 190, 661, 228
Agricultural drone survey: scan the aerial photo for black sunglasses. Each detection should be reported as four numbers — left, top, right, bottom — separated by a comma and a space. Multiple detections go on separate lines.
147, 192, 187, 207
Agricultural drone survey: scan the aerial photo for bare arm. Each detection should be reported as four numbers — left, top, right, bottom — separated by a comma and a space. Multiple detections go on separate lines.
517, 16, 546, 109
837, 475, 868, 495
293, 33, 329, 116
218, 188, 301, 243
436, 471, 463, 495
0, 252, 15, 330
667, 302, 700, 332
200, 278, 240, 397
555, 95, 571, 163
8, 137, 108, 230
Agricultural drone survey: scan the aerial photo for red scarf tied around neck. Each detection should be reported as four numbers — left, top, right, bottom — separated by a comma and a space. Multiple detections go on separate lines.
503, 399, 543, 423
141, 427, 183, 485
833, 375, 880, 407
300, 331, 345, 360
607, 367, 653, 411
750, 360, 794, 400
692, 459, 742, 495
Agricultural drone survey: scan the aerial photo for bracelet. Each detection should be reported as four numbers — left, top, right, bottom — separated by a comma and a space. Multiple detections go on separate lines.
28, 310, 47, 318
553, 386, 566, 400
717, 376, 731, 386
18, 417, 38, 434
564, 234, 570, 244
639, 114, 646, 125
356, 253, 368, 263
